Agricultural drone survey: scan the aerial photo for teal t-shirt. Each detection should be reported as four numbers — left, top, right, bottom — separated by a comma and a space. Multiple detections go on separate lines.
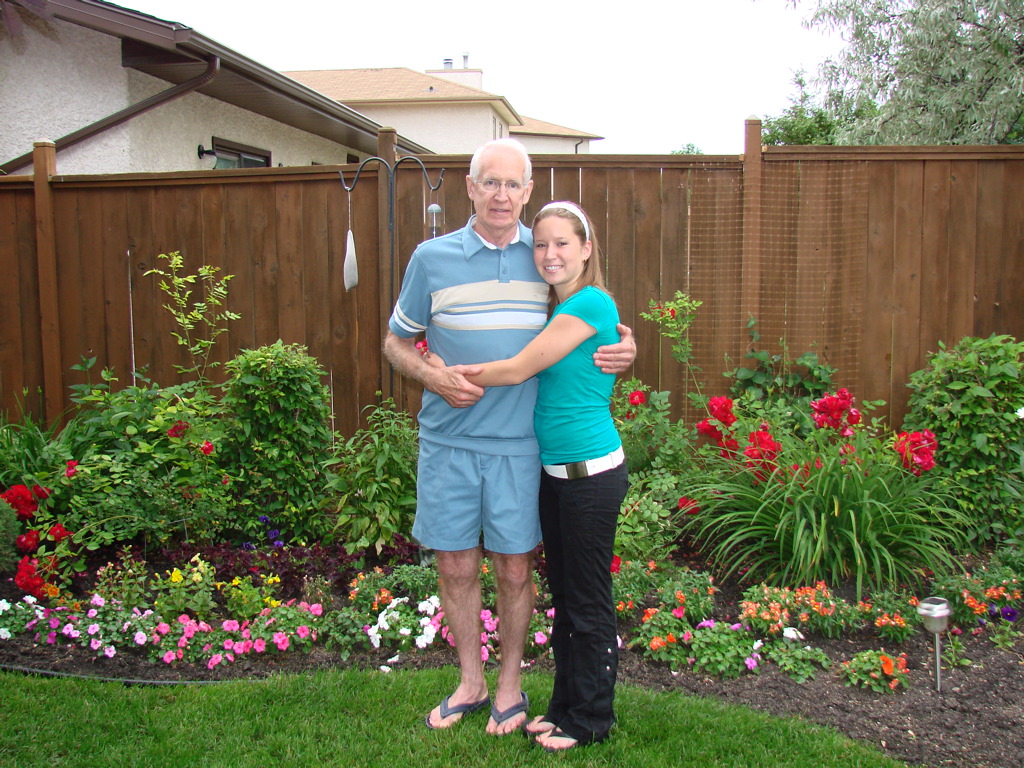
534, 286, 622, 465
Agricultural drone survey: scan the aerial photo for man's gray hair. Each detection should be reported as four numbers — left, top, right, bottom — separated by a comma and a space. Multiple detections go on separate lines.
469, 138, 532, 184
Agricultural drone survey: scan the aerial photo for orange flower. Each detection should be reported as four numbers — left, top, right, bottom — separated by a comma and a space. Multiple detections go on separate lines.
649, 636, 666, 651
642, 607, 659, 623
666, 633, 677, 643
880, 654, 895, 676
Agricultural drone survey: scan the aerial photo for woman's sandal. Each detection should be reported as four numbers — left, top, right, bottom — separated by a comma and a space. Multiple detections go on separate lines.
521, 715, 557, 737
536, 727, 581, 752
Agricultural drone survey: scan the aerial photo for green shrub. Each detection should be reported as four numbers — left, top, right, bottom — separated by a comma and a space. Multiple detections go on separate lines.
0, 498, 18, 574
903, 334, 1024, 544
220, 341, 333, 544
723, 318, 837, 423
325, 397, 418, 554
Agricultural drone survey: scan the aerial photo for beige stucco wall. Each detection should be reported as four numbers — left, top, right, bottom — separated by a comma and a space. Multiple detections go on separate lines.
353, 103, 505, 154
1, 14, 361, 175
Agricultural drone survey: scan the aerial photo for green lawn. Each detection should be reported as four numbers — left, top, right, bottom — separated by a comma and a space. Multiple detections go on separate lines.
0, 667, 913, 768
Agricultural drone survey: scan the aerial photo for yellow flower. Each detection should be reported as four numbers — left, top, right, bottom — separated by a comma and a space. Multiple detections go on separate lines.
170, 569, 184, 583
191, 572, 203, 584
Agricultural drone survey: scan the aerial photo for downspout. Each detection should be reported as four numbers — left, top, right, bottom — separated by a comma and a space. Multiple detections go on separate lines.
0, 55, 220, 175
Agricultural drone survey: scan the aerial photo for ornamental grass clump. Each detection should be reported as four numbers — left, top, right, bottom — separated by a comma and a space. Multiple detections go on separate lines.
682, 390, 970, 598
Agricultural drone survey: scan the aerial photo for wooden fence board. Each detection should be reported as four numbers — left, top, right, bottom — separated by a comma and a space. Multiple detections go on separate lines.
947, 161, 978, 344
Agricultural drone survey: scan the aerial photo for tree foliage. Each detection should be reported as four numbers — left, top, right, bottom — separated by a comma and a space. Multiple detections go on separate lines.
762, 73, 877, 145
798, 0, 1024, 145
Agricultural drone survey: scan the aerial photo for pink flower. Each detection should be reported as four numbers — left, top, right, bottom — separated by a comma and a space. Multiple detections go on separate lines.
309, 603, 323, 616
104, 646, 116, 658
90, 638, 102, 651
87, 623, 100, 635
480, 645, 490, 662
163, 650, 176, 664
272, 632, 290, 651
222, 619, 240, 632
296, 625, 310, 639
253, 638, 267, 653
672, 607, 686, 619
134, 631, 147, 645
156, 623, 170, 635
534, 631, 548, 646
207, 653, 223, 669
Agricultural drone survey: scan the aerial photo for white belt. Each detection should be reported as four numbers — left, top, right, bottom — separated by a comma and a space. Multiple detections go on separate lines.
543, 446, 625, 480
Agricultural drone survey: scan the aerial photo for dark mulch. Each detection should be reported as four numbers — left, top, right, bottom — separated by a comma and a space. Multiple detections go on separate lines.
1, 573, 1022, 768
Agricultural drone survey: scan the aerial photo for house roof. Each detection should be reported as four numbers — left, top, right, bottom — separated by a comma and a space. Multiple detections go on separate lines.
511, 116, 603, 141
33, 0, 431, 156
284, 68, 524, 126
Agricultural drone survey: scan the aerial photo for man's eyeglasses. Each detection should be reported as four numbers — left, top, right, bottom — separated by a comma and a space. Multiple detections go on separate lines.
475, 178, 526, 193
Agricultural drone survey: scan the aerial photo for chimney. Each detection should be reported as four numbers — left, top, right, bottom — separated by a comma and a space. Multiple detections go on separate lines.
443, 58, 453, 69
462, 52, 469, 68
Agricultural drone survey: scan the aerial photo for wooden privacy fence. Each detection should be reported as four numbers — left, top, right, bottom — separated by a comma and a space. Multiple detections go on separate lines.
2, 122, 1023, 436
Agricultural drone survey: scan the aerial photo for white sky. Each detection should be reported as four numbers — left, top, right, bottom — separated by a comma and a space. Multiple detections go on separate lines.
123, 0, 844, 155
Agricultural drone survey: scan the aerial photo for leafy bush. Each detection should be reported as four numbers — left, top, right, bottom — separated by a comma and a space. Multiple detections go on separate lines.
681, 391, 970, 598
220, 341, 333, 544
903, 334, 1024, 544
326, 397, 418, 554
838, 649, 909, 693
723, 317, 837, 418
0, 498, 18, 574
611, 378, 675, 474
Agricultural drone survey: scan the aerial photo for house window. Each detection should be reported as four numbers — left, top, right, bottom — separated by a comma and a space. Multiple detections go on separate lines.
210, 138, 271, 169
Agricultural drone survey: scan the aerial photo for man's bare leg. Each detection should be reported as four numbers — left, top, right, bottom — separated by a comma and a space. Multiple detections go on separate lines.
426, 547, 489, 728
486, 551, 535, 735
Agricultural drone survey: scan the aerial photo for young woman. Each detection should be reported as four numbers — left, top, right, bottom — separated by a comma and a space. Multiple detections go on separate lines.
425, 201, 627, 750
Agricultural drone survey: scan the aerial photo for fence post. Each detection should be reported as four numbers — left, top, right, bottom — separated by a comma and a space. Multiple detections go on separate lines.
32, 140, 64, 424
741, 118, 763, 336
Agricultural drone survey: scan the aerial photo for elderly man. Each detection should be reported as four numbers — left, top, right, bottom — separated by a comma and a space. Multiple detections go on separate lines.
383, 138, 634, 735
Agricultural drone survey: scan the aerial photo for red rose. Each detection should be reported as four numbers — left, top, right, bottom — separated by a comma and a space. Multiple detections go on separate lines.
677, 496, 700, 515
15, 529, 40, 554
32, 485, 51, 501
65, 460, 79, 478
1, 484, 38, 520
200, 440, 214, 456
167, 420, 190, 439
48, 523, 73, 543
15, 556, 45, 599
628, 391, 646, 406
610, 555, 622, 574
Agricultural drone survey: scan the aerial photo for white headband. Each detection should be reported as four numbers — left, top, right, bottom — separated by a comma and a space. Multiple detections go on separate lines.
539, 201, 590, 241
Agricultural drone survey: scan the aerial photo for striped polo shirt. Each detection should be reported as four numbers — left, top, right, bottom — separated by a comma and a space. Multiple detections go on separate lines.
389, 218, 549, 455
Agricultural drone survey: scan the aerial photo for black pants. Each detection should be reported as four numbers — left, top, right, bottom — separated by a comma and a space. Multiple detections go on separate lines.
539, 461, 628, 743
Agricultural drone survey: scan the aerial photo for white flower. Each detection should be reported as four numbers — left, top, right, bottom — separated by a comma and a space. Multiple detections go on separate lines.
415, 635, 431, 649
399, 627, 412, 636
23, 596, 37, 605
379, 665, 392, 673
0, 599, 11, 613
0, 628, 11, 640
752, 639, 764, 651
1016, 406, 1024, 420
783, 627, 805, 642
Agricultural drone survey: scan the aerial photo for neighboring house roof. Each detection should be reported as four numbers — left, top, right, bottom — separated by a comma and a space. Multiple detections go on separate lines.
25, 0, 430, 156
284, 68, 523, 127
511, 116, 603, 141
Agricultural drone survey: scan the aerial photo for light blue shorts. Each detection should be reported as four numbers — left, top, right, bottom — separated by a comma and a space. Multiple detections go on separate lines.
413, 439, 542, 555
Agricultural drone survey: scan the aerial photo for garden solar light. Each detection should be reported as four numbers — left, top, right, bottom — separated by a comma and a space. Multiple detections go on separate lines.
917, 596, 951, 692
